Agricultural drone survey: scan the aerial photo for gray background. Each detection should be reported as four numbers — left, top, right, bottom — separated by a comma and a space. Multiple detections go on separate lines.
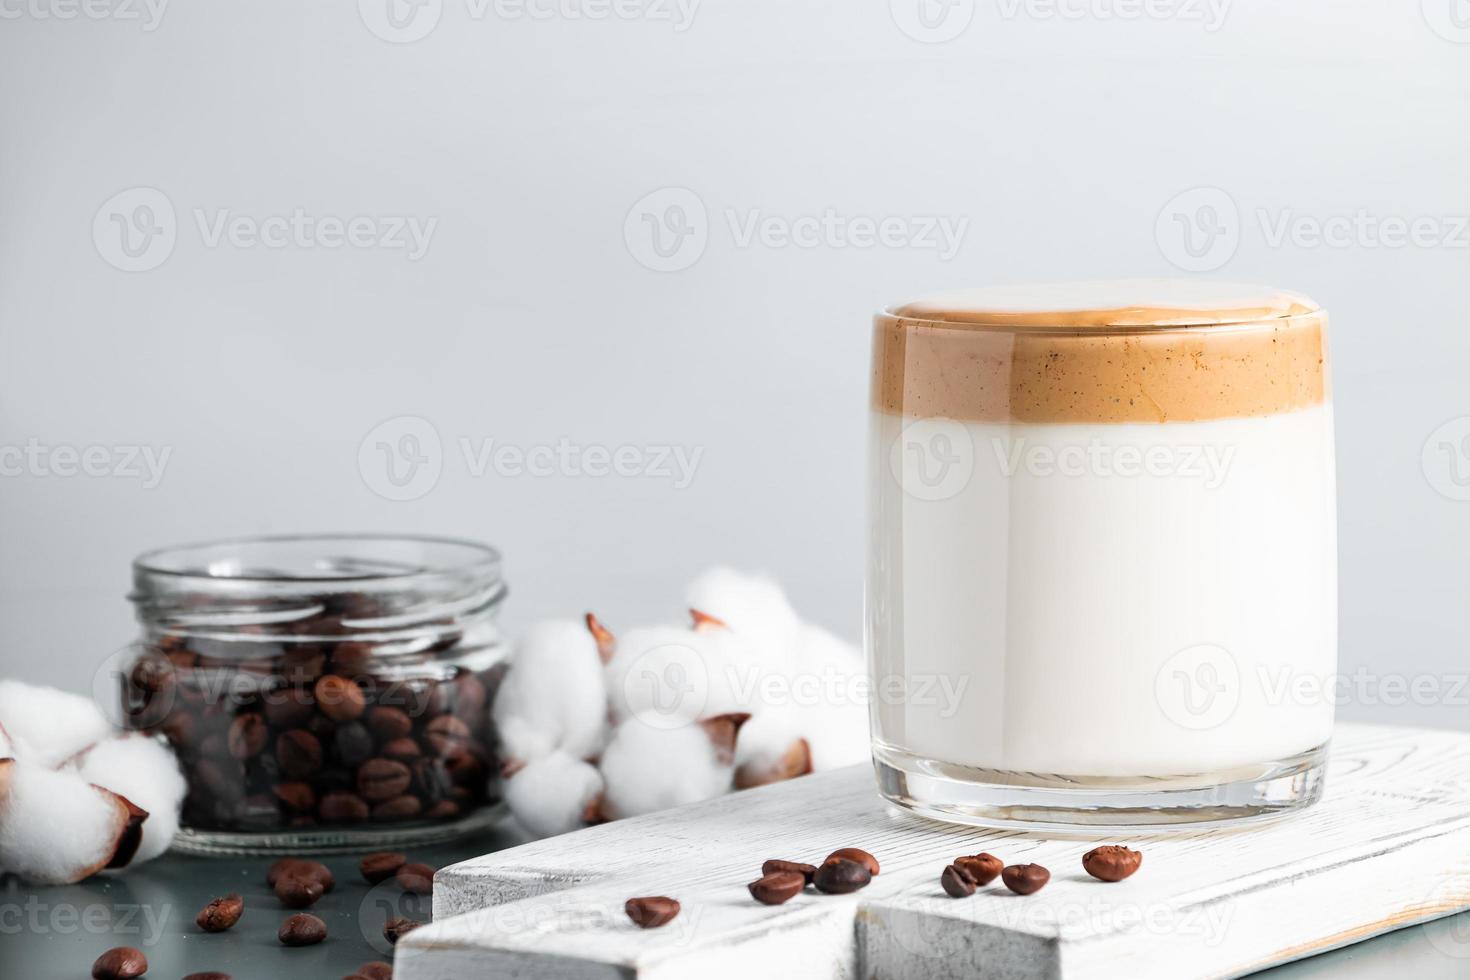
1, 0, 1468, 737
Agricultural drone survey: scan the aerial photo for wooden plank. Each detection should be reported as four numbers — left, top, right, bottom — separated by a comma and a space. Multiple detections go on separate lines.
397, 724, 1470, 980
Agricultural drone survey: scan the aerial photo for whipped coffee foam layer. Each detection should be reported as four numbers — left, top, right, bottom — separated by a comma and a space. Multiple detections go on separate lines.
875, 280, 1328, 424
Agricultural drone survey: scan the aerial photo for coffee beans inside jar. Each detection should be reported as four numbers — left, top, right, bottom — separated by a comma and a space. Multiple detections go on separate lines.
121, 535, 509, 850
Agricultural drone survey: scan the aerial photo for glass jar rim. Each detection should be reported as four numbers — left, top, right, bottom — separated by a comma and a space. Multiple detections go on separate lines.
133, 533, 502, 586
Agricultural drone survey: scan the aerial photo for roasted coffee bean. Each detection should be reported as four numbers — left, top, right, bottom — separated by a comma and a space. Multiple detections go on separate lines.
267, 858, 335, 891
183, 973, 232, 980
318, 766, 355, 794
129, 653, 177, 694
383, 917, 421, 945
329, 642, 376, 678
353, 964, 392, 980
196, 893, 245, 932
272, 781, 316, 812
372, 795, 423, 822
425, 799, 460, 820
397, 862, 436, 894
278, 646, 326, 684
319, 792, 370, 823
315, 675, 366, 722
748, 871, 806, 906
761, 859, 817, 884
941, 864, 977, 898
955, 853, 1004, 886
358, 758, 413, 802
814, 858, 871, 895
1001, 864, 1051, 896
382, 737, 422, 763
824, 848, 879, 876
359, 851, 407, 884
276, 730, 323, 779
227, 714, 269, 759
91, 945, 148, 979
423, 715, 473, 755
334, 722, 375, 769
278, 912, 328, 946
264, 690, 316, 730
443, 750, 487, 790
625, 897, 680, 929
308, 714, 339, 741
366, 706, 414, 742
1081, 845, 1142, 882
275, 871, 325, 909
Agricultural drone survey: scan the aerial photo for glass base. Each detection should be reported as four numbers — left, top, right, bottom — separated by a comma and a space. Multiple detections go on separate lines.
873, 742, 1327, 834
170, 803, 505, 856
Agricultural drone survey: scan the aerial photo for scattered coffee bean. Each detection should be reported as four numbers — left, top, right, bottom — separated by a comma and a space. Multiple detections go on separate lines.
748, 871, 806, 906
761, 859, 817, 884
824, 847, 879, 876
279, 912, 328, 946
397, 862, 436, 894
315, 675, 367, 722
276, 729, 324, 779
353, 964, 393, 980
940, 864, 977, 898
196, 893, 244, 932
383, 917, 422, 945
183, 973, 231, 980
624, 896, 680, 929
227, 713, 268, 759
1081, 845, 1143, 882
275, 871, 325, 909
1001, 864, 1051, 896
813, 858, 871, 895
91, 946, 148, 979
359, 851, 408, 884
358, 758, 413, 802
954, 853, 1004, 886
267, 857, 310, 886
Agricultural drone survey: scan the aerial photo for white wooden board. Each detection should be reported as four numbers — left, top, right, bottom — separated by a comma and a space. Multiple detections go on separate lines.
397, 724, 1470, 980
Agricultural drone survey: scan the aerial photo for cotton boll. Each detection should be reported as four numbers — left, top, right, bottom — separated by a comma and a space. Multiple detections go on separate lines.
732, 709, 813, 789
791, 622, 864, 678
0, 760, 148, 884
0, 681, 113, 770
598, 719, 745, 820
685, 568, 800, 660
503, 750, 604, 839
73, 736, 185, 864
802, 701, 871, 771
493, 620, 609, 770
605, 626, 762, 727
0, 720, 13, 759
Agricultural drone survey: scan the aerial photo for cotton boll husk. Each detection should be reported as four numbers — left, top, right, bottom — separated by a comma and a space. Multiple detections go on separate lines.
493, 620, 609, 767
503, 750, 605, 839
605, 626, 763, 726
732, 708, 812, 789
598, 720, 734, 819
0, 759, 148, 884
685, 568, 800, 660
73, 736, 185, 864
0, 680, 113, 770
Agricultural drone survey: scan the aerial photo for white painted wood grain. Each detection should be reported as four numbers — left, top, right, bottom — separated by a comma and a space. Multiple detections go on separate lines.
396, 724, 1470, 980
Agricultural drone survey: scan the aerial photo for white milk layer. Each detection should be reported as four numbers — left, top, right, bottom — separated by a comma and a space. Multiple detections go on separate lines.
868, 404, 1337, 777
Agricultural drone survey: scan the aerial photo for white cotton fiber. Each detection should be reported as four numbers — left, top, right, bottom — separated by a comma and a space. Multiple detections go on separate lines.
503, 750, 605, 839
0, 760, 141, 885
685, 568, 800, 661
74, 735, 185, 863
732, 708, 809, 788
493, 620, 610, 767
0, 680, 113, 769
0, 720, 13, 758
605, 625, 762, 726
597, 720, 734, 819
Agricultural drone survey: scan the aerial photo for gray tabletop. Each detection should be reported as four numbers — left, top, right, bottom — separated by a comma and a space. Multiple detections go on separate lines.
2, 822, 1464, 979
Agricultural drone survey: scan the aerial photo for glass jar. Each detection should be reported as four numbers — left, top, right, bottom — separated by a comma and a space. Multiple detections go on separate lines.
120, 534, 509, 854
868, 281, 1337, 831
